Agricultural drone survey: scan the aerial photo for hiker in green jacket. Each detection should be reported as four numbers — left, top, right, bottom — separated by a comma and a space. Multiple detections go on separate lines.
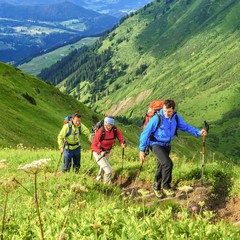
58, 113, 90, 173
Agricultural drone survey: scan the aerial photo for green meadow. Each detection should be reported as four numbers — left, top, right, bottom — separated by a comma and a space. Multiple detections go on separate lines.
0, 146, 239, 239
19, 37, 99, 76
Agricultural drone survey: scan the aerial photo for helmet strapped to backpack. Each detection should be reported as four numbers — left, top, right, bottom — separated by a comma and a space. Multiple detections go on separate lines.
90, 120, 117, 143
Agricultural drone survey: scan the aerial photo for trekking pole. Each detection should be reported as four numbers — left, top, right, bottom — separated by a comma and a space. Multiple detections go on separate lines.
201, 120, 209, 182
84, 150, 110, 176
121, 140, 126, 185
90, 150, 93, 161
129, 146, 148, 197
130, 159, 144, 197
55, 145, 65, 174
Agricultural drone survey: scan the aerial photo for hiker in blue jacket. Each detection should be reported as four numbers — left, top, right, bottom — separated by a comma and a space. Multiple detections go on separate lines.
139, 99, 207, 198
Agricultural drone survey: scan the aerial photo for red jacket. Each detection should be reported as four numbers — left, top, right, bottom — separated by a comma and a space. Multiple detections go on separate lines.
91, 127, 124, 154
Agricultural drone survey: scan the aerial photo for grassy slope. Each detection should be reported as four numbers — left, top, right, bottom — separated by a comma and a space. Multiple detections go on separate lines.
61, 0, 240, 157
18, 37, 99, 76
0, 148, 239, 239
0, 62, 139, 149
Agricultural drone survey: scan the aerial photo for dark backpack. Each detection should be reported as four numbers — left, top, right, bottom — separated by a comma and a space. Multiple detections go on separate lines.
142, 100, 178, 140
63, 115, 81, 137
90, 120, 117, 142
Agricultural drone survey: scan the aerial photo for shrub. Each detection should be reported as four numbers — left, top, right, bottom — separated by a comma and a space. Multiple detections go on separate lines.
22, 93, 36, 105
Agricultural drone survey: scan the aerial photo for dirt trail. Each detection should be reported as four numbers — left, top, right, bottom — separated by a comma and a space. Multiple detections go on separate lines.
112, 174, 240, 224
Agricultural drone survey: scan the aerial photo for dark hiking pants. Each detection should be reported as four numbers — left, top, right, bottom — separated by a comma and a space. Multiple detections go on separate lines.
62, 146, 81, 173
151, 144, 173, 190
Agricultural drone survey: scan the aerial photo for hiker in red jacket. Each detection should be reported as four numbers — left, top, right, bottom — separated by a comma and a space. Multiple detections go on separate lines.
91, 116, 126, 184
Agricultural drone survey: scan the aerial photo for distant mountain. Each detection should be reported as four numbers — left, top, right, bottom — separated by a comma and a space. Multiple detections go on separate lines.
38, 0, 240, 158
0, 2, 100, 21
1, 0, 154, 18
0, 1, 118, 63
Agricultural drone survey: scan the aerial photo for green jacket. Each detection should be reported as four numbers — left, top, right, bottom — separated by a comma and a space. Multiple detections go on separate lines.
58, 123, 90, 150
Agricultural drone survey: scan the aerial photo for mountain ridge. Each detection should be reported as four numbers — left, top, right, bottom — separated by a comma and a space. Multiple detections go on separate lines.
37, 0, 240, 158
0, 1, 102, 21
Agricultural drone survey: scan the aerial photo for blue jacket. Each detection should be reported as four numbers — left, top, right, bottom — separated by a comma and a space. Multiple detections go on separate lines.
139, 109, 201, 151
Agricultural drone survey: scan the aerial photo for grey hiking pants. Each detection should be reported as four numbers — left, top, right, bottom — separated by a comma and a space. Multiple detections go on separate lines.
93, 152, 112, 185
151, 144, 173, 190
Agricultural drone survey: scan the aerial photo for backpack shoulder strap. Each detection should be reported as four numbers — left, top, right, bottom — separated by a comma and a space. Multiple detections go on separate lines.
99, 126, 105, 142
174, 112, 178, 137
149, 114, 162, 139
66, 121, 81, 137
79, 123, 81, 135
113, 126, 117, 139
154, 114, 162, 133
99, 125, 117, 142
66, 120, 72, 137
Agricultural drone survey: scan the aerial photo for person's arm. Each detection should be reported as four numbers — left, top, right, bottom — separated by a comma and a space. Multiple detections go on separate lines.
177, 114, 201, 136
81, 123, 91, 139
57, 124, 69, 152
116, 127, 125, 146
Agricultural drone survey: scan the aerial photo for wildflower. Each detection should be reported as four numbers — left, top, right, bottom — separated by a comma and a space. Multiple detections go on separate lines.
70, 184, 88, 193
177, 212, 182, 218
93, 223, 100, 229
188, 193, 193, 197
58, 233, 68, 240
179, 186, 193, 193
192, 206, 199, 211
10, 176, 15, 181
182, 201, 187, 206
146, 202, 153, 206
198, 201, 205, 207
1, 177, 19, 193
18, 158, 51, 172
56, 184, 61, 189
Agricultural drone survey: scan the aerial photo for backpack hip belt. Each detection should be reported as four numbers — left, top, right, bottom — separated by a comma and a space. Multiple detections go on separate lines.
67, 143, 80, 146
149, 136, 171, 146
97, 145, 111, 152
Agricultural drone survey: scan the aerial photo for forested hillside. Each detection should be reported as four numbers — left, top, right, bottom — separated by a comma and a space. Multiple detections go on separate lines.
38, 0, 240, 158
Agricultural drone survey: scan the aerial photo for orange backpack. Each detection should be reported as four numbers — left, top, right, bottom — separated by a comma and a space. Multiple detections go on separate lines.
142, 100, 163, 131
142, 100, 179, 136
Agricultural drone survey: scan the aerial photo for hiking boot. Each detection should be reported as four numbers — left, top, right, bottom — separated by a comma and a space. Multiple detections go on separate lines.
96, 176, 103, 182
153, 188, 163, 199
162, 188, 175, 198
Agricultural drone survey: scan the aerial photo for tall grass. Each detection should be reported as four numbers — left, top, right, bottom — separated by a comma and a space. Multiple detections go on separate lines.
0, 146, 239, 239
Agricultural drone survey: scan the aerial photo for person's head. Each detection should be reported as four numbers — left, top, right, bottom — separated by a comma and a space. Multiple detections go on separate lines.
104, 116, 114, 131
163, 99, 175, 118
72, 113, 81, 127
